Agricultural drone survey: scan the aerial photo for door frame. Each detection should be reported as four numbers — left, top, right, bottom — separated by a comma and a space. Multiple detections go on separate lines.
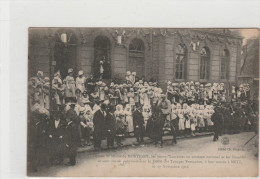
126, 36, 149, 79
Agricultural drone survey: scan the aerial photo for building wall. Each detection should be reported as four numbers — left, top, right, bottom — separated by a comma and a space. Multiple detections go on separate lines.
29, 28, 51, 77
28, 28, 243, 88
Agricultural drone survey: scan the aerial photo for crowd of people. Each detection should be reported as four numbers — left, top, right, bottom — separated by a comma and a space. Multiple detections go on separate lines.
27, 68, 258, 172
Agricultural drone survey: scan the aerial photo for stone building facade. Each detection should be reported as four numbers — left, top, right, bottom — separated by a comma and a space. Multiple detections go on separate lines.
29, 28, 243, 89
239, 38, 259, 101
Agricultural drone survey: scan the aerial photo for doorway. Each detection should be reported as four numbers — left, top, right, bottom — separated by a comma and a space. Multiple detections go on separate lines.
94, 36, 111, 79
54, 31, 77, 79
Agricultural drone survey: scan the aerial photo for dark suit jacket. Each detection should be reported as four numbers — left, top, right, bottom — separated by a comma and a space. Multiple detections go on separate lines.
48, 119, 66, 139
211, 108, 223, 126
133, 110, 144, 129
104, 112, 116, 137
64, 120, 79, 156
104, 112, 116, 132
93, 109, 106, 140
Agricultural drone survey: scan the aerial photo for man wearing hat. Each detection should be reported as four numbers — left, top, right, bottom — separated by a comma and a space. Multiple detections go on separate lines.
133, 104, 145, 143
93, 103, 107, 150
65, 102, 78, 124
211, 104, 223, 141
48, 111, 66, 165
104, 105, 116, 149
222, 102, 233, 134
64, 104, 79, 166
28, 104, 50, 171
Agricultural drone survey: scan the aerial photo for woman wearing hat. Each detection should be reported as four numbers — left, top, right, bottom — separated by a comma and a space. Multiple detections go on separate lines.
124, 104, 134, 135
134, 87, 140, 104
125, 71, 131, 84
76, 70, 86, 95
99, 82, 106, 102
127, 88, 135, 106
122, 88, 129, 105
130, 72, 136, 84
65, 68, 76, 103
36, 71, 44, 86
114, 104, 126, 146
79, 107, 87, 147
34, 85, 45, 108
84, 106, 94, 146
52, 71, 65, 107
90, 86, 100, 108
43, 82, 50, 110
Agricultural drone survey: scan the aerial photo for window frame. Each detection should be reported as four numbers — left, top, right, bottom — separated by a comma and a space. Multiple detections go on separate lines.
220, 49, 230, 80
199, 47, 210, 80
175, 44, 187, 80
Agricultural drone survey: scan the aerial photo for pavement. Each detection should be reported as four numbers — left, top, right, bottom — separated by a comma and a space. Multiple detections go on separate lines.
77, 131, 214, 153
31, 131, 258, 177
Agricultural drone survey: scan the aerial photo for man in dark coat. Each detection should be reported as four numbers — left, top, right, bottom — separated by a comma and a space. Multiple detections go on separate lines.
170, 113, 178, 145
133, 104, 145, 143
232, 102, 242, 134
93, 103, 106, 150
104, 105, 116, 148
211, 104, 223, 141
64, 103, 79, 166
28, 111, 50, 172
48, 111, 66, 165
223, 102, 233, 134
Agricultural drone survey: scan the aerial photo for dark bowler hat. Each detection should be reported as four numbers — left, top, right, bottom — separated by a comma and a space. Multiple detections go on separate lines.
106, 105, 115, 112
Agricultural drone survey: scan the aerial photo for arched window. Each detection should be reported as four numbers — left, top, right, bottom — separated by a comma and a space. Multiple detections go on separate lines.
128, 38, 145, 78
221, 49, 230, 80
200, 47, 210, 80
94, 36, 111, 79
175, 44, 187, 79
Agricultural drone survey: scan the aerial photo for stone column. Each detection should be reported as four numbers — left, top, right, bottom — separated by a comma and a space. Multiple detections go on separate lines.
113, 45, 127, 79
210, 45, 221, 81
187, 49, 199, 81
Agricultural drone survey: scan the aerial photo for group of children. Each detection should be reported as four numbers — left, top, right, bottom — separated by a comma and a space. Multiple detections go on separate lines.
28, 68, 252, 147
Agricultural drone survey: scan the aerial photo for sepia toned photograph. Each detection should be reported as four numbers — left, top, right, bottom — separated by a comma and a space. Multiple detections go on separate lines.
27, 27, 259, 177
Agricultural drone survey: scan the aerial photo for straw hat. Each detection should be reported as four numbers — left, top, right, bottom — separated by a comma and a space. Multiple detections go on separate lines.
37, 71, 43, 76
68, 68, 73, 73
78, 70, 84, 76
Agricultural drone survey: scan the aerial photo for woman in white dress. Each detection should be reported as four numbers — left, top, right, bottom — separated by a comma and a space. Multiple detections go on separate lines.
127, 88, 135, 107
76, 70, 86, 95
142, 105, 152, 129
65, 68, 76, 102
124, 104, 134, 134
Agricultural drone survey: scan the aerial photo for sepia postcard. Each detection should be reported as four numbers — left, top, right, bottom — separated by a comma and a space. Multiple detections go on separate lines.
26, 27, 259, 177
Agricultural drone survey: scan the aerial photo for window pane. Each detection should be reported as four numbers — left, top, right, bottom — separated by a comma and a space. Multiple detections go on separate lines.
200, 47, 210, 79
